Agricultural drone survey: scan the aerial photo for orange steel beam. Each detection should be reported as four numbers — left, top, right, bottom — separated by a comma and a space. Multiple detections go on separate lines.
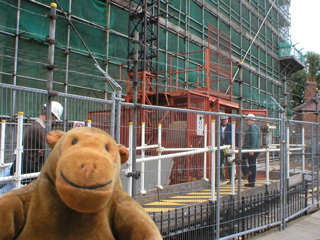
171, 49, 206, 57
173, 67, 205, 75
242, 109, 268, 117
206, 49, 210, 92
170, 49, 208, 93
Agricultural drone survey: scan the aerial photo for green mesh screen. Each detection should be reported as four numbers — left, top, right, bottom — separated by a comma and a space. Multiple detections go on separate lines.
0, 0, 18, 34
0, 0, 286, 117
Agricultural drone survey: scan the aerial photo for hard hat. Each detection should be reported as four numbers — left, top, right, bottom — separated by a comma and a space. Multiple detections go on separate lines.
221, 115, 228, 120
44, 101, 64, 120
246, 114, 256, 121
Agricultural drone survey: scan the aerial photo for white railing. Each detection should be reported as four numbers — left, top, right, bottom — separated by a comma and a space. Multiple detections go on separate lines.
0, 112, 96, 192
122, 120, 306, 197
0, 117, 308, 198
15, 112, 24, 189
0, 120, 6, 168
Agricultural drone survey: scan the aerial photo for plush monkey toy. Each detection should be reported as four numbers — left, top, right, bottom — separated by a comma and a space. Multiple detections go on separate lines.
0, 127, 162, 240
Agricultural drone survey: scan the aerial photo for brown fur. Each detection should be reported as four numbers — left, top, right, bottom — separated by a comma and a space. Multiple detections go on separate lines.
0, 127, 162, 240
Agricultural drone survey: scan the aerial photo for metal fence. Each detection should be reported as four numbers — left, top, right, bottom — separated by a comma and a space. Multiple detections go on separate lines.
0, 83, 319, 239
0, 83, 115, 187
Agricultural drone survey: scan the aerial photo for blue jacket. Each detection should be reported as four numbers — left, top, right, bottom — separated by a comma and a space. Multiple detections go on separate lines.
221, 122, 239, 147
0, 164, 15, 195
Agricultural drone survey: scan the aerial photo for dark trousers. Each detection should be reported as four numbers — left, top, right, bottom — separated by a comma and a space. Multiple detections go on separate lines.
10, 157, 42, 175
241, 152, 259, 184
10, 155, 43, 184
220, 151, 233, 180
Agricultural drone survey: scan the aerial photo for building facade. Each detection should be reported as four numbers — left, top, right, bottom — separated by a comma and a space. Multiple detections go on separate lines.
0, 0, 305, 118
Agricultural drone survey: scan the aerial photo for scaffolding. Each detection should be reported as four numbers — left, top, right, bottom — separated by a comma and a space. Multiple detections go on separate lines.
0, 0, 305, 119
0, 2, 319, 239
127, 0, 160, 105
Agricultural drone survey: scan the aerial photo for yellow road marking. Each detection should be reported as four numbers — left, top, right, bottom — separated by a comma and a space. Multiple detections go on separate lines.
187, 192, 212, 195
144, 201, 185, 206
163, 199, 208, 203
144, 208, 176, 212
143, 182, 275, 212
170, 195, 212, 199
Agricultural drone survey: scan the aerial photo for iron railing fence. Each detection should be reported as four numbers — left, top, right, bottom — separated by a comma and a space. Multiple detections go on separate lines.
152, 181, 308, 240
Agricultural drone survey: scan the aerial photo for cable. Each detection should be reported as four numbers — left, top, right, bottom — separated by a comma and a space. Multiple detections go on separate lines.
0, 0, 46, 17
231, 0, 277, 83
54, 0, 120, 92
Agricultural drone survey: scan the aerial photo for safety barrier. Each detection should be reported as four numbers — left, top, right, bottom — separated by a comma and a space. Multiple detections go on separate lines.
0, 83, 319, 240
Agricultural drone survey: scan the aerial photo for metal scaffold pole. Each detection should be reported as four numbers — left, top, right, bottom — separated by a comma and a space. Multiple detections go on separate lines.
156, 0, 160, 105
63, 0, 72, 132
236, 61, 243, 201
46, 2, 57, 134
54, 0, 121, 91
230, 0, 277, 202
282, 75, 288, 230
280, 113, 285, 230
215, 115, 221, 240
12, 0, 21, 116
54, 0, 123, 141
131, 31, 139, 198
106, 0, 111, 101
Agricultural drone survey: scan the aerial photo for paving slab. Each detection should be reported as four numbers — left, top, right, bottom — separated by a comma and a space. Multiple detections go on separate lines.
251, 210, 320, 240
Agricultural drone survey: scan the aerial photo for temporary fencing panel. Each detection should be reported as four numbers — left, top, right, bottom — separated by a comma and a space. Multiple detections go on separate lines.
0, 83, 319, 240
0, 83, 115, 185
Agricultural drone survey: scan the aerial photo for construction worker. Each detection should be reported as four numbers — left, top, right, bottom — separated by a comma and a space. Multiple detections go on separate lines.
22, 101, 63, 175
220, 115, 239, 183
241, 114, 261, 187
10, 101, 63, 179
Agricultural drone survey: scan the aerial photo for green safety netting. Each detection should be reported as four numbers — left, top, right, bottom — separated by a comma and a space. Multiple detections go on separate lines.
0, 0, 290, 117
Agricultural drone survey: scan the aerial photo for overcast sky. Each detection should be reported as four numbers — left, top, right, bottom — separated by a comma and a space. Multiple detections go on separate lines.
290, 0, 320, 54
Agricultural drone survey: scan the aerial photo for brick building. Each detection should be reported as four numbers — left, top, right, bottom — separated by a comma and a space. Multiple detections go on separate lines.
293, 78, 319, 123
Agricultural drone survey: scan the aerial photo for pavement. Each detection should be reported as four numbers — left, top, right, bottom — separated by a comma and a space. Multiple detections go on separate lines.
251, 209, 320, 240
142, 179, 271, 213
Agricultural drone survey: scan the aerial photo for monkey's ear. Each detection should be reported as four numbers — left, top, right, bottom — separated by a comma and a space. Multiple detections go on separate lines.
46, 130, 65, 149
117, 144, 129, 164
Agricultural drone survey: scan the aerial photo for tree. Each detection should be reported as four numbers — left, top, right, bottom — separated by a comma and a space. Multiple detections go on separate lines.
305, 52, 320, 83
291, 70, 307, 108
290, 52, 320, 108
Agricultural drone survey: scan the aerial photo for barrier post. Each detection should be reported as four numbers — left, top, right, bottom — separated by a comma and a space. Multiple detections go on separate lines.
156, 124, 163, 189
231, 121, 236, 195
110, 92, 116, 138
140, 122, 146, 194
203, 124, 208, 181
286, 127, 290, 178
0, 120, 6, 166
127, 122, 133, 196
210, 120, 216, 201
266, 150, 270, 185
302, 127, 305, 173
15, 112, 24, 189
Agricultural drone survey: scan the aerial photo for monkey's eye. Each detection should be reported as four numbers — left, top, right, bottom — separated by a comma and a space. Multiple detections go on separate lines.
105, 145, 109, 152
72, 138, 78, 145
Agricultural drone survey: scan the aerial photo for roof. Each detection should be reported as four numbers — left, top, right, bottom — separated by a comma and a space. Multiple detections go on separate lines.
293, 98, 320, 112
